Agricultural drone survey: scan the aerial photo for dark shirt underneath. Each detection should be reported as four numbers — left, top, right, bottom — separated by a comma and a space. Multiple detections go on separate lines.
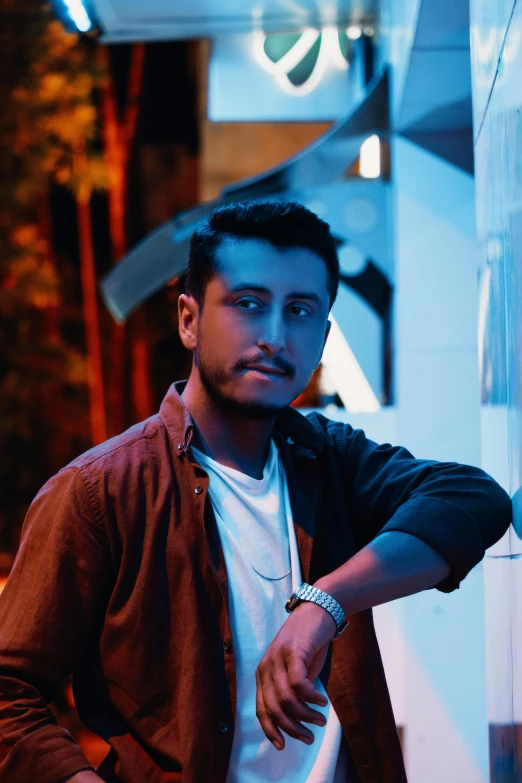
0, 381, 512, 782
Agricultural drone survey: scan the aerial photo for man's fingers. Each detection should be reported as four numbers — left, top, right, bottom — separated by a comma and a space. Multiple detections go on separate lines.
256, 669, 316, 745
273, 675, 327, 728
263, 681, 316, 744
286, 653, 329, 707
255, 670, 285, 750
255, 643, 331, 749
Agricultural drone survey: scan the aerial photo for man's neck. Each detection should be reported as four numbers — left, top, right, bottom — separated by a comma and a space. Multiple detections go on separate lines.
181, 375, 277, 480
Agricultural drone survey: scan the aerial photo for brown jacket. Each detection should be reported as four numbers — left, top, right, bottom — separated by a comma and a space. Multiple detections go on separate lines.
0, 381, 512, 782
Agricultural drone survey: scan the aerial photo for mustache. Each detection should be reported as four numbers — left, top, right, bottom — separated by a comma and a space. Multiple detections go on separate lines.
235, 356, 295, 377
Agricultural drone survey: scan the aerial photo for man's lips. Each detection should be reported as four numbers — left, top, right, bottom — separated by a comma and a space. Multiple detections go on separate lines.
242, 365, 288, 376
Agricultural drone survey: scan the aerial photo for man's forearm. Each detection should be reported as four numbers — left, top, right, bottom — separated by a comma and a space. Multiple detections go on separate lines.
314, 530, 451, 617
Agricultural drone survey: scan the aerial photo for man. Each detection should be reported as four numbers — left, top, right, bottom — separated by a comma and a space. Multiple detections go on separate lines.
0, 200, 512, 783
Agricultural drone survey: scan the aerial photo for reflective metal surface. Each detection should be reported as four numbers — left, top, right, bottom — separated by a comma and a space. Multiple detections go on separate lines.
471, 0, 522, 541
471, 0, 522, 777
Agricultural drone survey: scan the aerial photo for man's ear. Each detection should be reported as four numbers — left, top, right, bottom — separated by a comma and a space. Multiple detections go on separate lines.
178, 293, 199, 351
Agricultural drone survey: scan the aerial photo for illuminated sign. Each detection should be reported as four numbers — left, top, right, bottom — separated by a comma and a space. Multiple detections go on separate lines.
252, 27, 350, 96
208, 28, 371, 121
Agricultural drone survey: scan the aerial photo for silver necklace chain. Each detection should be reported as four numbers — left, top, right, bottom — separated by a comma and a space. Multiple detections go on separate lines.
211, 455, 292, 582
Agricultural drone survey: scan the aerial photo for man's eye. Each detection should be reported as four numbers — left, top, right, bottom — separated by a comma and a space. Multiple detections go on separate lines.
288, 304, 311, 316
237, 299, 262, 310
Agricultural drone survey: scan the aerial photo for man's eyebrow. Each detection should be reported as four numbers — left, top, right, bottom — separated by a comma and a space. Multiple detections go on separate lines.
228, 284, 322, 304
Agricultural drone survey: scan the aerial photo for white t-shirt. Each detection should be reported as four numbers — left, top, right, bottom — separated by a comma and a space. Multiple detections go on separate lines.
191, 439, 350, 783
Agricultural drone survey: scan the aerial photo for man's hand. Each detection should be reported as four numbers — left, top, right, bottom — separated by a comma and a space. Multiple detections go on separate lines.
255, 600, 336, 751
255, 532, 452, 751
62, 772, 104, 782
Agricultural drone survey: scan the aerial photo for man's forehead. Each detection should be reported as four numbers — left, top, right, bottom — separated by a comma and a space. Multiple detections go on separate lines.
214, 236, 329, 287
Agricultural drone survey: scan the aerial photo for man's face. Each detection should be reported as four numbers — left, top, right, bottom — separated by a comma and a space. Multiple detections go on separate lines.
186, 236, 331, 418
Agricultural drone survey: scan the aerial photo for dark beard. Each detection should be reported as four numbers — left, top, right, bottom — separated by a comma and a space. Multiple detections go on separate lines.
197, 353, 286, 421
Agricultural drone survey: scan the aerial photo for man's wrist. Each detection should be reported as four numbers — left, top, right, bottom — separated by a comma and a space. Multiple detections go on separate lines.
287, 582, 347, 639
291, 596, 338, 640
312, 576, 351, 621
313, 576, 341, 603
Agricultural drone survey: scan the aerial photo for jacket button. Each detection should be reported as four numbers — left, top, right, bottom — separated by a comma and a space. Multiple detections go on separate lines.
223, 639, 231, 652
194, 485, 203, 494
218, 722, 228, 733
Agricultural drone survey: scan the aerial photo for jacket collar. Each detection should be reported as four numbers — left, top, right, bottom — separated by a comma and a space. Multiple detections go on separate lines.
159, 380, 325, 459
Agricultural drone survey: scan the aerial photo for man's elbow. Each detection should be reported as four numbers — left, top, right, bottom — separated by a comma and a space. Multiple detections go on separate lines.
483, 482, 513, 549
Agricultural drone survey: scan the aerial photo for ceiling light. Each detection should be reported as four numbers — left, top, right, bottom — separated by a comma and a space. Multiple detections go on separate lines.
63, 0, 92, 31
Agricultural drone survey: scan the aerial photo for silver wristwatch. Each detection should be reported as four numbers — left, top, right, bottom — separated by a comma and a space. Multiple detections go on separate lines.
285, 582, 348, 639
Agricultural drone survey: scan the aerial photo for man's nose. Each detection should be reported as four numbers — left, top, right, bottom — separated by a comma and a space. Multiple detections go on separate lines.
257, 311, 286, 354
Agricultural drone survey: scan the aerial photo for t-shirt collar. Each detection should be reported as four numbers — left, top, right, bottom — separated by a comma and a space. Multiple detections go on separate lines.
158, 379, 325, 459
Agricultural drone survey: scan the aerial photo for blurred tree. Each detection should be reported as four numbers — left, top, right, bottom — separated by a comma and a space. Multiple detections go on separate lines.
0, 2, 107, 551
0, 7, 200, 764
99, 43, 153, 433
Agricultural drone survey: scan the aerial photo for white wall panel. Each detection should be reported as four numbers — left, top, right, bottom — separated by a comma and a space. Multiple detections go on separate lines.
396, 349, 481, 465
402, 565, 488, 783
392, 136, 487, 781
473, 0, 522, 543
471, 0, 522, 776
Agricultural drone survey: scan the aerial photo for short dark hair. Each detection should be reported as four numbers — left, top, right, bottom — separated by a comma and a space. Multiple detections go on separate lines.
185, 200, 339, 310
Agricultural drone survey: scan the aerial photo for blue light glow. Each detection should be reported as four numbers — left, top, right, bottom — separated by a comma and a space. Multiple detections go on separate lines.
63, 0, 92, 32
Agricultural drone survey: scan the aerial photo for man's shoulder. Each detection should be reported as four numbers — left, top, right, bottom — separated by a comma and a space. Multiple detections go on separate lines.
275, 407, 369, 464
65, 413, 167, 473
299, 409, 359, 448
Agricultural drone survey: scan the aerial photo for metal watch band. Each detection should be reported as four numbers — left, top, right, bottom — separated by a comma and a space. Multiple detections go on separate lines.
285, 582, 349, 639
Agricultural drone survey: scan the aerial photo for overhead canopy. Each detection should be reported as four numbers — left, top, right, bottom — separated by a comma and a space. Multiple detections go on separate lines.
82, 0, 378, 42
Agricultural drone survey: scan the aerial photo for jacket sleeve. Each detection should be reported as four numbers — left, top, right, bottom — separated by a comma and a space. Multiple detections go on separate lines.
0, 465, 110, 782
325, 417, 512, 592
